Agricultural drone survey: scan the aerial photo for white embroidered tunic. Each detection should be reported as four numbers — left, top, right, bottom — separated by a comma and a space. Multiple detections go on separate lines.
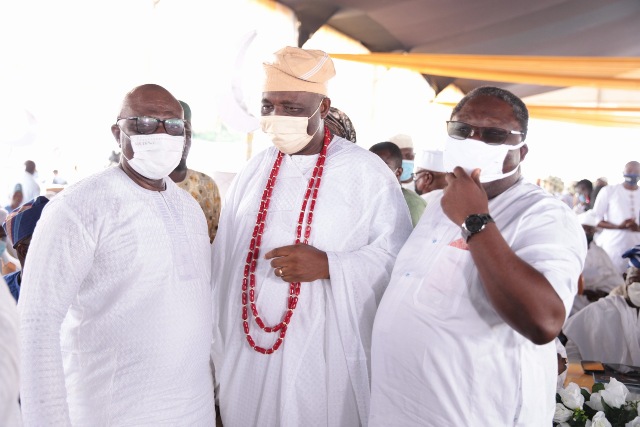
18, 167, 215, 426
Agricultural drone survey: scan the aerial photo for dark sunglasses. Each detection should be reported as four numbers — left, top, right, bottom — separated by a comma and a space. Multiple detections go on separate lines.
117, 116, 185, 136
447, 121, 525, 145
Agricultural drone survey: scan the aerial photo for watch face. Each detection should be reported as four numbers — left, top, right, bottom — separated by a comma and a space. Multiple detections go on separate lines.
465, 215, 486, 233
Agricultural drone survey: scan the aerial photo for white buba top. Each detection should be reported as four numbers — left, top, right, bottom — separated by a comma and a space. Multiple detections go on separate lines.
212, 137, 412, 427
18, 167, 215, 426
369, 179, 587, 427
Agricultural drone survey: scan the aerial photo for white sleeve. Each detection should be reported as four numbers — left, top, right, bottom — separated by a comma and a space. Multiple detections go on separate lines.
564, 340, 583, 363
18, 200, 96, 426
0, 278, 21, 427
326, 178, 413, 425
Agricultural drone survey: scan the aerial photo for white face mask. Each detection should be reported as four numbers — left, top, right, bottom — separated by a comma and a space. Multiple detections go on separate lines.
122, 133, 185, 180
260, 102, 322, 154
443, 136, 526, 183
628, 282, 640, 307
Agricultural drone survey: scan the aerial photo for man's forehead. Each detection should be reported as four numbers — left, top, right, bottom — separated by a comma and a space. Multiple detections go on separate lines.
454, 96, 516, 123
262, 91, 318, 104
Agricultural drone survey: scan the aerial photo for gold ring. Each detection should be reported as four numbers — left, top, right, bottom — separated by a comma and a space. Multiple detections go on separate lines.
277, 267, 283, 277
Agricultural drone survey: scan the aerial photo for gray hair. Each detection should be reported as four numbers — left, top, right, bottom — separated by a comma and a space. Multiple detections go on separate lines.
451, 86, 529, 138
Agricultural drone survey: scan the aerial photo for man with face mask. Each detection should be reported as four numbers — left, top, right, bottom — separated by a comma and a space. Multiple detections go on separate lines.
388, 133, 415, 190
570, 210, 624, 316
592, 161, 640, 275
18, 84, 216, 426
369, 86, 586, 426
211, 46, 412, 427
563, 244, 640, 366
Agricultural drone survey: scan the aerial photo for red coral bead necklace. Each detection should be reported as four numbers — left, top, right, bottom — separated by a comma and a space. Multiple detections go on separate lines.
241, 126, 331, 354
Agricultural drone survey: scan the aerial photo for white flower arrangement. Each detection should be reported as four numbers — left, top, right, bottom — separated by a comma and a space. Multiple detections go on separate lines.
554, 378, 640, 427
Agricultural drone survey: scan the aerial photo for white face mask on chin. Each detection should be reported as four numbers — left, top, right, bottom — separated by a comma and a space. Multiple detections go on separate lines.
122, 133, 185, 180
443, 136, 525, 183
260, 102, 323, 155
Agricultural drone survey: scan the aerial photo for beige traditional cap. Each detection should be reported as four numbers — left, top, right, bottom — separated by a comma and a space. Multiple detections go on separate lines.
417, 150, 445, 172
263, 46, 336, 95
388, 134, 413, 149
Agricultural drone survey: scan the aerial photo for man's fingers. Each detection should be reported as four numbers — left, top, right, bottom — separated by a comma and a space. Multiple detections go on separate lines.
264, 245, 294, 260
470, 168, 482, 185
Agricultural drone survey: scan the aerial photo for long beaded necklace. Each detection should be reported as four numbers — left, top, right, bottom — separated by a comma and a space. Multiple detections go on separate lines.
241, 126, 331, 354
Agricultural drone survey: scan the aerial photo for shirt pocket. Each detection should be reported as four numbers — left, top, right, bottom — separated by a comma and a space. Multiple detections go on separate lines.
412, 244, 474, 319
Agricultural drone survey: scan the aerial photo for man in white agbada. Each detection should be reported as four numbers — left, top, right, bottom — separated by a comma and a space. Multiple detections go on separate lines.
592, 161, 640, 275
18, 84, 216, 426
211, 46, 412, 427
563, 245, 640, 365
570, 210, 624, 316
369, 86, 586, 426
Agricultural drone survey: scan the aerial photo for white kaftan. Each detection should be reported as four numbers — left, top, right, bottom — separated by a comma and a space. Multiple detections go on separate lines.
564, 295, 640, 365
571, 241, 624, 315
211, 136, 412, 427
0, 277, 21, 427
592, 183, 640, 274
369, 179, 586, 427
18, 167, 215, 426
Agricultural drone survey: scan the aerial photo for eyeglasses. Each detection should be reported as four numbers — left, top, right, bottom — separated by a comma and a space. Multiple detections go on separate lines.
446, 121, 525, 145
412, 170, 429, 181
116, 116, 185, 136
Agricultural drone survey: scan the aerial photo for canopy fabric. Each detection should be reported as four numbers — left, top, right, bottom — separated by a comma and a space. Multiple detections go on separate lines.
436, 102, 640, 128
330, 53, 640, 91
276, 0, 640, 96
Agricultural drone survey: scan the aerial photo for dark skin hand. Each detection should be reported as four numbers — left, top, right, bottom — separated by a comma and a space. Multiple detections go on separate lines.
265, 243, 330, 283
597, 218, 640, 232
441, 167, 566, 345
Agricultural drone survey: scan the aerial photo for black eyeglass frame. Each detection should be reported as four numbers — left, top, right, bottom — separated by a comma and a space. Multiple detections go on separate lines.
116, 116, 186, 136
446, 120, 525, 145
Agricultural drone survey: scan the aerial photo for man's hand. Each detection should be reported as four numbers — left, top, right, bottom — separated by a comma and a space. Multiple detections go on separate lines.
620, 219, 640, 232
441, 167, 490, 225
265, 243, 329, 283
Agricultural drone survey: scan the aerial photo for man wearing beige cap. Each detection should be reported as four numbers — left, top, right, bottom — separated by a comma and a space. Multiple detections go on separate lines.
211, 46, 412, 427
414, 149, 448, 205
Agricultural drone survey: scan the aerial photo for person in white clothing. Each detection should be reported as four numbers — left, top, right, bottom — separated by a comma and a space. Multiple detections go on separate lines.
570, 210, 624, 316
413, 149, 447, 206
592, 161, 640, 275
211, 46, 412, 427
563, 245, 640, 365
369, 86, 587, 426
0, 277, 21, 427
18, 84, 216, 426
18, 160, 40, 204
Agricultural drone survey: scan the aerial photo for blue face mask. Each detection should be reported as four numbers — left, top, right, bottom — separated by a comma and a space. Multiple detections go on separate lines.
578, 194, 587, 203
624, 174, 640, 185
400, 160, 414, 182
0, 239, 6, 255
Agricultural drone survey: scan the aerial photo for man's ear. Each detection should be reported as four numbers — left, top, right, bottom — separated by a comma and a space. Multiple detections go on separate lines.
111, 124, 122, 148
319, 97, 332, 119
395, 167, 403, 180
519, 144, 529, 162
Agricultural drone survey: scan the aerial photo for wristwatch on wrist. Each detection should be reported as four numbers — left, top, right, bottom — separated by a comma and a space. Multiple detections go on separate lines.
460, 213, 494, 242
